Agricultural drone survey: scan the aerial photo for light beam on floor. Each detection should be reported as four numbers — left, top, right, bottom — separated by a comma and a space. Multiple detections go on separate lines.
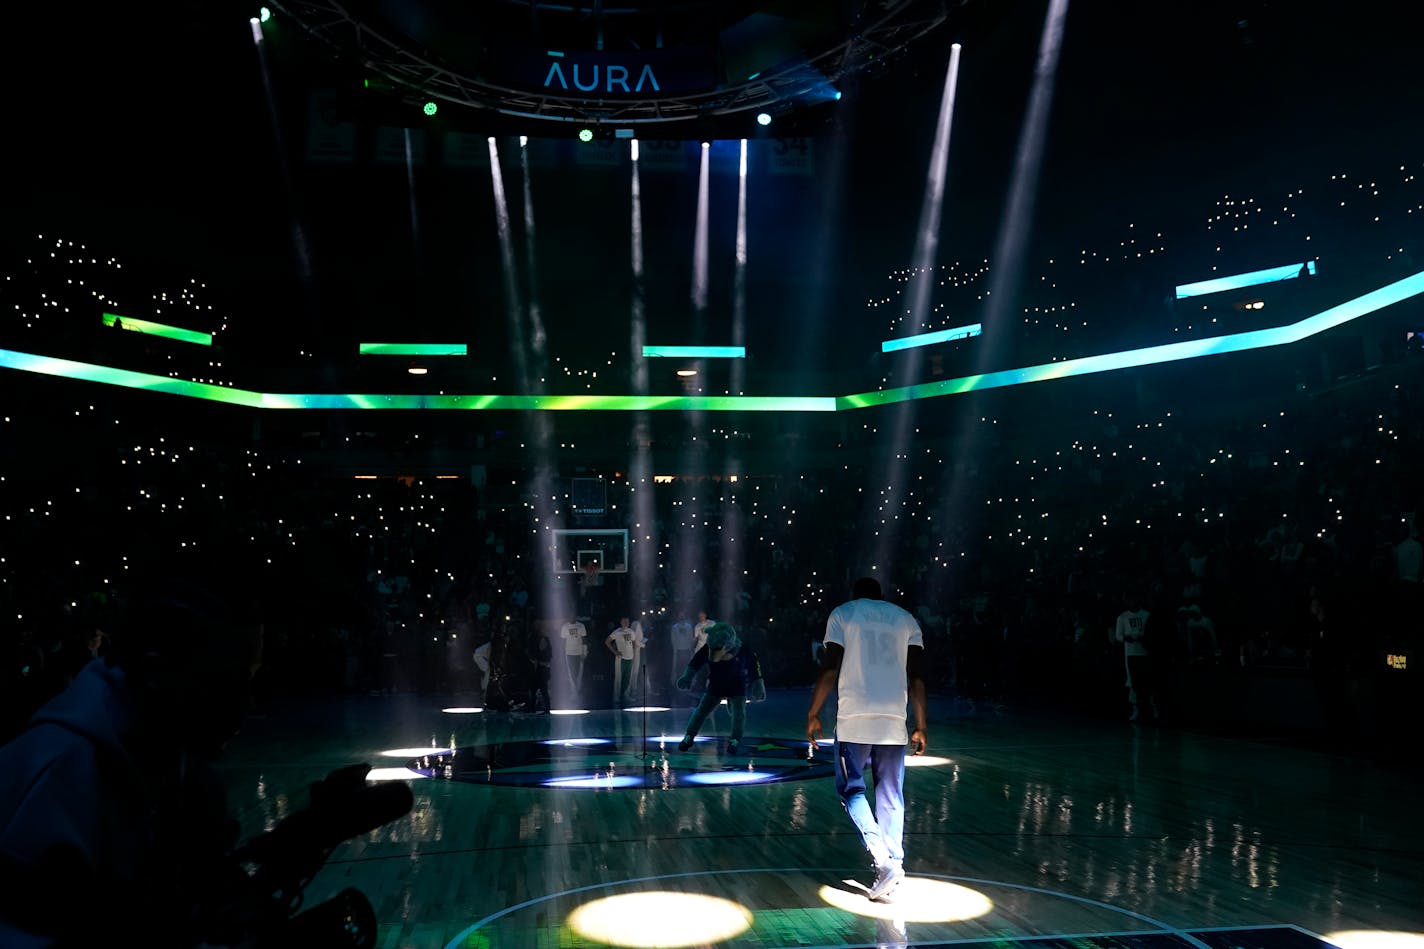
817, 877, 994, 922
1324, 932, 1424, 949
380, 746, 452, 758
366, 767, 429, 782
566, 892, 753, 947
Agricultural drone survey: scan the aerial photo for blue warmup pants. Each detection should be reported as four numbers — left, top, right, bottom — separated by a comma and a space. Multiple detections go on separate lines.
834, 740, 907, 869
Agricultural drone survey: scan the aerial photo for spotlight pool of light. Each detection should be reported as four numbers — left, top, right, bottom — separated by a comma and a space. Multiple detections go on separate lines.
544, 774, 644, 789
366, 767, 428, 782
1325, 932, 1424, 949
701, 140, 711, 149
423, 101, 438, 116
407, 366, 428, 375
818, 877, 993, 922
756, 112, 771, 126
676, 369, 698, 377
550, 708, 591, 716
539, 738, 612, 746
578, 128, 593, 142
905, 755, 954, 767
650, 735, 710, 743
622, 706, 670, 713
567, 892, 753, 947
442, 706, 483, 714
380, 747, 452, 758
682, 771, 774, 785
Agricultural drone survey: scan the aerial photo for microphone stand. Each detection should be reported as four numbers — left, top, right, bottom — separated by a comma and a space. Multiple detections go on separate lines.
639, 646, 651, 764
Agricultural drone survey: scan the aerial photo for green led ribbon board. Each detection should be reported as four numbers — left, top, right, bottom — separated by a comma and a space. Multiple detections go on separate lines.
5, 269, 1418, 412
359, 343, 468, 356
1175, 261, 1316, 300
102, 312, 212, 347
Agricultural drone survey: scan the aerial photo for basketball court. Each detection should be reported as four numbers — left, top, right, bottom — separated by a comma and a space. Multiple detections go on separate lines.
216, 689, 1423, 949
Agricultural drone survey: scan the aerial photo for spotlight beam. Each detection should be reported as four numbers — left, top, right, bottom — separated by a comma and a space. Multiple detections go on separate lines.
718, 138, 751, 621
518, 145, 575, 690
675, 141, 713, 626
934, 0, 1070, 601
871, 42, 963, 572
977, 0, 1071, 364
521, 143, 549, 362
248, 12, 316, 324
404, 128, 422, 267
629, 142, 657, 618
487, 137, 529, 393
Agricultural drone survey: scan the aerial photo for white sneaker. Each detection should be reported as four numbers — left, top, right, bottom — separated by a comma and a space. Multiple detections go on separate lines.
868, 862, 905, 901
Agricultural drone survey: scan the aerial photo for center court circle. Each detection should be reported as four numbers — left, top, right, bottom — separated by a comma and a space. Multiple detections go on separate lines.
404, 735, 836, 789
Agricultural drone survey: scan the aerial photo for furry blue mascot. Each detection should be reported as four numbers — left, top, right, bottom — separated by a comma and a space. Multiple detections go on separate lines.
676, 622, 765, 753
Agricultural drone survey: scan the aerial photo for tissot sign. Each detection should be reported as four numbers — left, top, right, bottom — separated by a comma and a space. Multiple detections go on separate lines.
491, 47, 719, 97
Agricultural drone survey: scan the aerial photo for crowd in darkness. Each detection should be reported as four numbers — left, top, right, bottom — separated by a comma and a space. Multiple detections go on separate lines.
3, 152, 1422, 749
2, 338, 1420, 747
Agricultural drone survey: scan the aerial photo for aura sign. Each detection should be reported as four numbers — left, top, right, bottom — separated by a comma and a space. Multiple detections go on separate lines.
544, 59, 661, 94
493, 47, 719, 97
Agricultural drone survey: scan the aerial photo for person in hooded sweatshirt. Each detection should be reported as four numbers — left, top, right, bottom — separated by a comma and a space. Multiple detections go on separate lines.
0, 568, 263, 948
674, 622, 765, 754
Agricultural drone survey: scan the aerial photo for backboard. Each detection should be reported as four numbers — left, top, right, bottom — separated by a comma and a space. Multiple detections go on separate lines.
551, 528, 629, 574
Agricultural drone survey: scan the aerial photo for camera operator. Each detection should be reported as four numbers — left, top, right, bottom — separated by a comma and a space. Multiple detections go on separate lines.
0, 564, 263, 948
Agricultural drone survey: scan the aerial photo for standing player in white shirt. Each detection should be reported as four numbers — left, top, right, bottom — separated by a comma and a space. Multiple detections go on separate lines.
690, 610, 715, 691
605, 617, 641, 707
559, 616, 588, 693
1113, 593, 1155, 722
807, 577, 927, 902
693, 611, 714, 653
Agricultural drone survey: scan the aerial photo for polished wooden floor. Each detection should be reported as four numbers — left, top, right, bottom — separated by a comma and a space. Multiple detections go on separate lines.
216, 687, 1424, 949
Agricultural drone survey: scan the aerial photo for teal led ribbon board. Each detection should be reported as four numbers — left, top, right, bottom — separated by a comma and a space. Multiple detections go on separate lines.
1175, 261, 1316, 300
841, 269, 1424, 410
0, 350, 260, 406
102, 312, 212, 347
641, 346, 746, 358
359, 343, 468, 356
882, 323, 983, 353
6, 270, 1420, 411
